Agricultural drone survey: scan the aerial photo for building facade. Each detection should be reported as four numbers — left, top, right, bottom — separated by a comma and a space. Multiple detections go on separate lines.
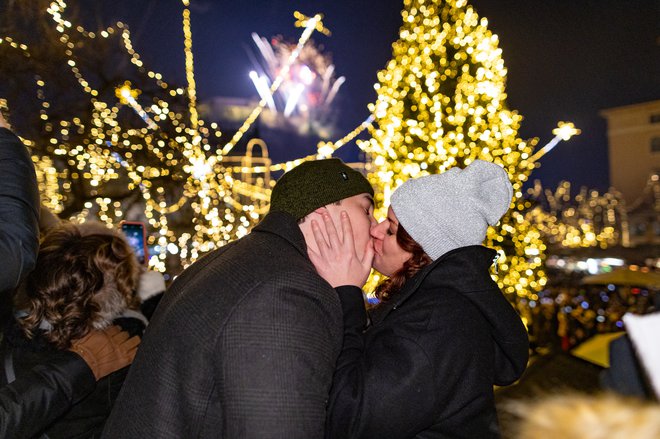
601, 99, 660, 205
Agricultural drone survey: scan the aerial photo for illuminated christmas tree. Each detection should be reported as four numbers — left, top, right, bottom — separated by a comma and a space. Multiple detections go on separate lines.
361, 0, 546, 298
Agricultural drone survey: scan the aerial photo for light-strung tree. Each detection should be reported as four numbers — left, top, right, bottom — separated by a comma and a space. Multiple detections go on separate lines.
0, 1, 355, 275
361, 0, 546, 299
0, 0, 266, 273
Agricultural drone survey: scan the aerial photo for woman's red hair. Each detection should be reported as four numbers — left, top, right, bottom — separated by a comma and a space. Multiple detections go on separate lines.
374, 223, 432, 303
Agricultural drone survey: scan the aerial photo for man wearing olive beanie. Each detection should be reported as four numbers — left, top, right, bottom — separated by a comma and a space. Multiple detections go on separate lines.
104, 158, 376, 439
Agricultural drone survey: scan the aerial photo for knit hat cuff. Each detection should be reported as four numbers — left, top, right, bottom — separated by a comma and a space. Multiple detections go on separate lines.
270, 159, 374, 220
390, 160, 512, 260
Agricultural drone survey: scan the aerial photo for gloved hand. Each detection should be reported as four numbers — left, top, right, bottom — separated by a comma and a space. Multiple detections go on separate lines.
69, 326, 140, 380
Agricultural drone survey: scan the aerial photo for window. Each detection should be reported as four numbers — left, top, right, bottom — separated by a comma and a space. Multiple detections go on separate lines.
652, 137, 660, 153
633, 222, 647, 237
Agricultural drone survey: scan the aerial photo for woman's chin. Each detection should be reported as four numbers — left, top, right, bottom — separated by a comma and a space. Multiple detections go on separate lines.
372, 260, 392, 278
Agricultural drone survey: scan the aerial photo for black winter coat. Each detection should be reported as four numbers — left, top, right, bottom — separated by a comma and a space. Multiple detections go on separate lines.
326, 246, 529, 439
0, 127, 39, 323
0, 350, 94, 439
0, 319, 137, 439
103, 211, 343, 439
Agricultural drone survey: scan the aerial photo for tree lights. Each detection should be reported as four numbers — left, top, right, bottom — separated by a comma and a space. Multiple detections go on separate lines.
1, 0, 589, 296
360, 0, 547, 298
0, 1, 336, 272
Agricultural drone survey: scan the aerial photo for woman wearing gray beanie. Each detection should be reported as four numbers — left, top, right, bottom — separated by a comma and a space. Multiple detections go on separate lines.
309, 159, 529, 439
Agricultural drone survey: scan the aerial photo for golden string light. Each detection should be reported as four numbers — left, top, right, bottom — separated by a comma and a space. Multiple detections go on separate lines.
182, 0, 199, 131
294, 11, 331, 36
227, 115, 374, 174
4, 3, 355, 271
526, 181, 626, 249
115, 82, 158, 129
2, 0, 225, 270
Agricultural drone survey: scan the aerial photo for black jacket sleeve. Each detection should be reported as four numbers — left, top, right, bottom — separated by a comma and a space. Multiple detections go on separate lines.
326, 287, 440, 439
0, 351, 95, 439
0, 127, 39, 296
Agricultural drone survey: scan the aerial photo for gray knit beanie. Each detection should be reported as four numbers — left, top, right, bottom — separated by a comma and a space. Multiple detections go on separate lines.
390, 159, 513, 260
270, 158, 374, 220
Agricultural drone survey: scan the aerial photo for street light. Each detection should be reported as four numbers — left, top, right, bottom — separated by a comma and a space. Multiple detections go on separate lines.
529, 121, 581, 163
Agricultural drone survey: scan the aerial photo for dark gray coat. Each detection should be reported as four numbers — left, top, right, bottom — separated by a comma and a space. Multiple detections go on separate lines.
1, 319, 127, 439
0, 350, 95, 439
103, 212, 343, 438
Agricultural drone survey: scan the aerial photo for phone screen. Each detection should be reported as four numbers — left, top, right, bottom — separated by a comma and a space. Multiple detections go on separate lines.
121, 222, 148, 265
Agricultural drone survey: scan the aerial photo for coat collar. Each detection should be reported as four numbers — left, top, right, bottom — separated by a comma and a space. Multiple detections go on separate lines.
252, 211, 309, 259
370, 245, 497, 325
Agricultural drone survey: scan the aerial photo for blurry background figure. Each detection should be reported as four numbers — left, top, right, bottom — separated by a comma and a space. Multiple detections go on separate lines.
601, 293, 660, 399
620, 310, 660, 399
1, 222, 144, 438
510, 393, 660, 439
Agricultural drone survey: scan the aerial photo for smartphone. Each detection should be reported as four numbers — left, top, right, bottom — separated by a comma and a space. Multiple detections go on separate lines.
120, 221, 149, 265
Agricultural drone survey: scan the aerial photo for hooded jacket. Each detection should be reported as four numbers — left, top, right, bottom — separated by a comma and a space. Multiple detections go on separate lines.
326, 245, 529, 439
0, 128, 39, 323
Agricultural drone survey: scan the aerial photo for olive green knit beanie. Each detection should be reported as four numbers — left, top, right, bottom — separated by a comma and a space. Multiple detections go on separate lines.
269, 158, 374, 220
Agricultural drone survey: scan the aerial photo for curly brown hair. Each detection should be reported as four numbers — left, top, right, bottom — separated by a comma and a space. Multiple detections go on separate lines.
20, 223, 140, 349
374, 223, 432, 303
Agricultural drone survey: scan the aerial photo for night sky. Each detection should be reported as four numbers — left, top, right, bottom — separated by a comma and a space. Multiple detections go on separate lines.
88, 0, 659, 192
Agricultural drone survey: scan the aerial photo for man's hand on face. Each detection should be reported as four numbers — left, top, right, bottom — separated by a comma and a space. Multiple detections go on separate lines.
307, 209, 374, 288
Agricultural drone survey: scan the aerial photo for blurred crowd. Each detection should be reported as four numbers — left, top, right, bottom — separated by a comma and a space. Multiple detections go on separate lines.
517, 282, 656, 353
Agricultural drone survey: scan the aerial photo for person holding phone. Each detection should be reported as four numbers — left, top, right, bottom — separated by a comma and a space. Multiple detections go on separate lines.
0, 110, 141, 438
119, 221, 166, 320
309, 160, 529, 439
2, 222, 143, 438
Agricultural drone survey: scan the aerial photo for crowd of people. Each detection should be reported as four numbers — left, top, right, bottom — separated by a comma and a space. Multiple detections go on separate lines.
1, 109, 659, 438
517, 282, 656, 353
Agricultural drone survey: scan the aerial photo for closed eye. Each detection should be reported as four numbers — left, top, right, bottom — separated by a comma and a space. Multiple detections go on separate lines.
386, 220, 396, 236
